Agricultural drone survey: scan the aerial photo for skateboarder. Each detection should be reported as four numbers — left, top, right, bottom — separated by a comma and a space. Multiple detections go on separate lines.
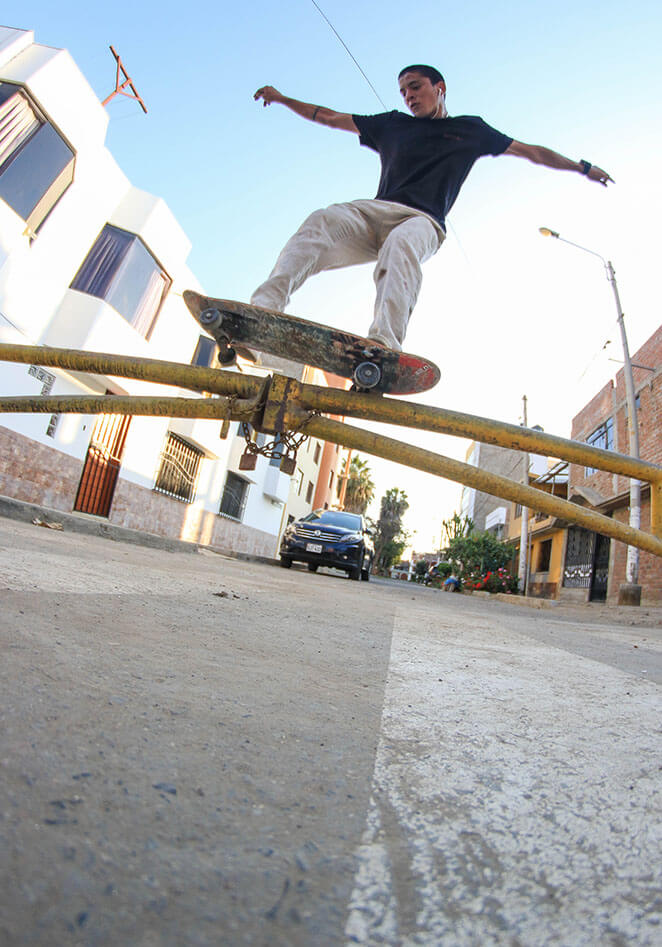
252, 65, 613, 351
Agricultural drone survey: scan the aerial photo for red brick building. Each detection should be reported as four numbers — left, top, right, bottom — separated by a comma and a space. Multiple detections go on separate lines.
563, 324, 662, 604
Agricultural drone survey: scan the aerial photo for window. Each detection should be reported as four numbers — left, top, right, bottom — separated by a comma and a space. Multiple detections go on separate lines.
70, 224, 171, 339
305, 481, 314, 504
537, 539, 552, 573
314, 443, 321, 464
220, 472, 249, 520
585, 417, 614, 476
0, 82, 75, 235
191, 334, 217, 367
154, 433, 203, 503
329, 470, 334, 489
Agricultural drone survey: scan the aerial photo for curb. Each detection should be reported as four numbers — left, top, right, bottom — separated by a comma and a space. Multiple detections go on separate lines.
0, 493, 279, 566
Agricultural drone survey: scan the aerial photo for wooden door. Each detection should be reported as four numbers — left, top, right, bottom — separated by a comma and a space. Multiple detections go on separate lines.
74, 412, 132, 517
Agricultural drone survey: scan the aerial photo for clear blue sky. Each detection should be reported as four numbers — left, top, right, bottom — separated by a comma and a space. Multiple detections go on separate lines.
14, 1, 662, 549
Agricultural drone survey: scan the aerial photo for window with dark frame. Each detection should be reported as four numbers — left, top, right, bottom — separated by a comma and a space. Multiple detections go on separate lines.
0, 82, 75, 236
70, 224, 171, 340
585, 417, 614, 476
220, 471, 249, 520
305, 481, 314, 504
314, 443, 321, 464
191, 334, 217, 368
154, 433, 203, 503
537, 539, 553, 573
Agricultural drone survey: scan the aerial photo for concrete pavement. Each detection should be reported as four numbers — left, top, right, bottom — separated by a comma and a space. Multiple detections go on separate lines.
0, 516, 660, 945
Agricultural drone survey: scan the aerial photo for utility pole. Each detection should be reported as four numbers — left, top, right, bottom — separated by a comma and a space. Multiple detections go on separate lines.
518, 395, 529, 595
607, 260, 641, 592
539, 229, 642, 604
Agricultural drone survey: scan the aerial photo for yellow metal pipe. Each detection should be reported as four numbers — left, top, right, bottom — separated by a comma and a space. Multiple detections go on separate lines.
296, 382, 662, 485
651, 482, 662, 540
0, 395, 259, 421
3, 344, 660, 485
302, 414, 662, 559
0, 342, 263, 399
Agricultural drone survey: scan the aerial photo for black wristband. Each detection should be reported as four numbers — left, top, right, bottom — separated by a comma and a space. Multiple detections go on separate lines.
580, 159, 592, 175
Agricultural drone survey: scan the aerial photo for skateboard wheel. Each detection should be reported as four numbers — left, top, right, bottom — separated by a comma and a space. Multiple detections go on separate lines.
200, 307, 222, 329
353, 361, 381, 389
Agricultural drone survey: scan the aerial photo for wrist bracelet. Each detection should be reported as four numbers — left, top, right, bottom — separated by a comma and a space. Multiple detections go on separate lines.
580, 159, 592, 175
312, 107, 320, 122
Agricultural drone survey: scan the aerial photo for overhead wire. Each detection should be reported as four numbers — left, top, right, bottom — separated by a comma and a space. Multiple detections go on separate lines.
308, 0, 387, 110
307, 0, 470, 264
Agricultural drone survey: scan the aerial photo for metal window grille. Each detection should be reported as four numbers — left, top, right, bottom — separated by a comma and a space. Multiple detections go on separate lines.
154, 433, 203, 503
220, 472, 249, 520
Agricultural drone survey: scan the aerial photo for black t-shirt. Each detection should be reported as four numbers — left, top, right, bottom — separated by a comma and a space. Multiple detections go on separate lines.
352, 110, 513, 230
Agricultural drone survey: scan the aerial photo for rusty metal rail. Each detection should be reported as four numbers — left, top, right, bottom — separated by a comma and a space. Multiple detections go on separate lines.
1, 342, 660, 556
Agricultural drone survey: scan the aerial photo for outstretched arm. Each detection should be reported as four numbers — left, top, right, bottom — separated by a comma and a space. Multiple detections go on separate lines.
254, 86, 359, 133
505, 140, 614, 187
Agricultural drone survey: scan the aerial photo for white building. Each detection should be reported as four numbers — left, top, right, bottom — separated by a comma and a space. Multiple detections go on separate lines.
0, 26, 299, 556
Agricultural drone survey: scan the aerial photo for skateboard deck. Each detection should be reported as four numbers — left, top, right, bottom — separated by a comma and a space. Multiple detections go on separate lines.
183, 291, 440, 396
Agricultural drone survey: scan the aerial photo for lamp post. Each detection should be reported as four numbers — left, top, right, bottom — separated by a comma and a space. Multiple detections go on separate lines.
539, 227, 641, 604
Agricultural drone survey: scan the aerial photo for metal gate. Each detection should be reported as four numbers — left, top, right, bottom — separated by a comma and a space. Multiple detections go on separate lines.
589, 532, 611, 602
74, 411, 132, 516
562, 527, 596, 589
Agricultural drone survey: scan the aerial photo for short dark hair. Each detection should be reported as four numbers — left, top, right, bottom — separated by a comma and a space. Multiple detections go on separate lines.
398, 64, 445, 85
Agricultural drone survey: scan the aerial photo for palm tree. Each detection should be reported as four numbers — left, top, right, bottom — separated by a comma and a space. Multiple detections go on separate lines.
342, 455, 375, 515
373, 487, 410, 572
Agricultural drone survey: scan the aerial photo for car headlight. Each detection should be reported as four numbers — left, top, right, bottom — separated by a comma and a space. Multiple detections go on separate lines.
342, 531, 363, 543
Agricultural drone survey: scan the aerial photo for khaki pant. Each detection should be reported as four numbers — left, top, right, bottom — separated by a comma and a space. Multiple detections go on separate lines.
250, 199, 445, 350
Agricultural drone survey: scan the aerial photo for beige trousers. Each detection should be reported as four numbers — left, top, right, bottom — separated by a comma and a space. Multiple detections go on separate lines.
250, 199, 445, 350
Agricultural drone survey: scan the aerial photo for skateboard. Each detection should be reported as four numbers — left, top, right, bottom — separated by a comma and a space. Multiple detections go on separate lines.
183, 291, 440, 396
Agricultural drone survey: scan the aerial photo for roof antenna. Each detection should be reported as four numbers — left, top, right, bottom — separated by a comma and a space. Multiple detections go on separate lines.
101, 46, 148, 114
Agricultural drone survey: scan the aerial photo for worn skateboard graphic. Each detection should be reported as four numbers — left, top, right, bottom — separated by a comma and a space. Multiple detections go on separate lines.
183, 291, 440, 395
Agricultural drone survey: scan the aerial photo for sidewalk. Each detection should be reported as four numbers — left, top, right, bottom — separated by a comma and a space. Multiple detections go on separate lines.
0, 492, 278, 564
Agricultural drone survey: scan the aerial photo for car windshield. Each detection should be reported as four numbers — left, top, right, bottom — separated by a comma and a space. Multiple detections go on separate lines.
301, 510, 362, 530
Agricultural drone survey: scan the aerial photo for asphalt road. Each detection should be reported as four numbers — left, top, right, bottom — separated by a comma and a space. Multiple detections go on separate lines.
1, 517, 660, 946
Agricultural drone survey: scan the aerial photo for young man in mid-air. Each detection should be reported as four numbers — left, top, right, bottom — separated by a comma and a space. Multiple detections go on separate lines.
252, 65, 612, 352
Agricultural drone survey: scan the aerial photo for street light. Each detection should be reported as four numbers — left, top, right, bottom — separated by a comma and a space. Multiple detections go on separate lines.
539, 227, 641, 604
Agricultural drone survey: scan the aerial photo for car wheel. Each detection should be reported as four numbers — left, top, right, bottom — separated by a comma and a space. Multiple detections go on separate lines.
307, 563, 318, 572
279, 556, 292, 568
348, 565, 361, 581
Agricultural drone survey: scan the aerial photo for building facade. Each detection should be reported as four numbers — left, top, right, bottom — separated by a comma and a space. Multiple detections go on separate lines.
561, 324, 662, 604
460, 441, 547, 538
507, 461, 569, 599
0, 27, 341, 556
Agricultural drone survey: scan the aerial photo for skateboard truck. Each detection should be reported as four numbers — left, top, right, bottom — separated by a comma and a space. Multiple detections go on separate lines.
200, 308, 237, 366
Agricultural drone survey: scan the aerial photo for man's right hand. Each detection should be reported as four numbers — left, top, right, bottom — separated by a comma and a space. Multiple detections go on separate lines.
254, 86, 283, 107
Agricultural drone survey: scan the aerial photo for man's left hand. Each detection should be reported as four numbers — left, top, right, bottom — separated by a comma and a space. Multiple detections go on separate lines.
587, 165, 614, 187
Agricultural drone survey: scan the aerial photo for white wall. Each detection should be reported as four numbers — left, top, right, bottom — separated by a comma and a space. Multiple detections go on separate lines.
0, 26, 285, 537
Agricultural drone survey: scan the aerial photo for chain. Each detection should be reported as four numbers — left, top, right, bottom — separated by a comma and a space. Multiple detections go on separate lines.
239, 409, 321, 463
240, 424, 309, 460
